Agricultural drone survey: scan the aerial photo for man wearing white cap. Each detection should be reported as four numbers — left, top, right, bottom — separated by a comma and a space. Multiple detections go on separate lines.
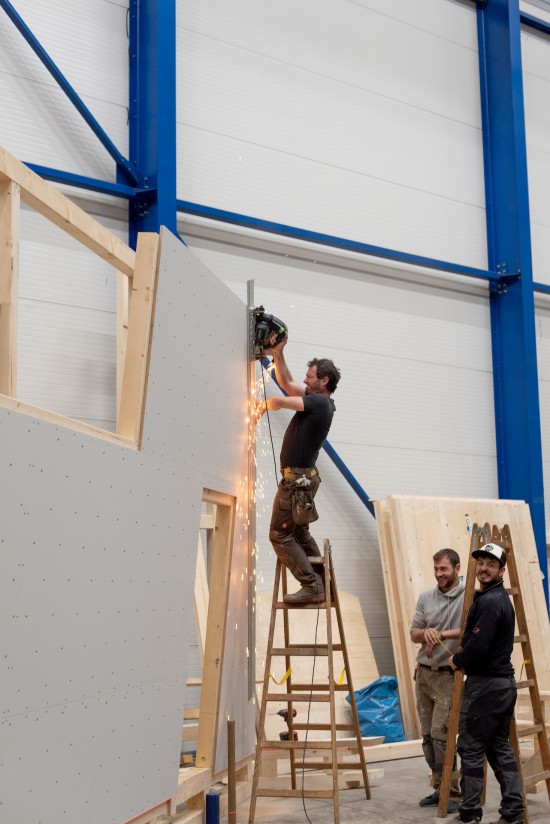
448, 543, 524, 824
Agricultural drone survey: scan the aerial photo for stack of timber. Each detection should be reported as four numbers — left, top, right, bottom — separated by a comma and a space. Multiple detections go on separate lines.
256, 588, 379, 741
374, 496, 550, 740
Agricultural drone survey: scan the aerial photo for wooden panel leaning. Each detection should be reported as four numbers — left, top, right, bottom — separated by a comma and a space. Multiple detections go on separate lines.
374, 496, 550, 741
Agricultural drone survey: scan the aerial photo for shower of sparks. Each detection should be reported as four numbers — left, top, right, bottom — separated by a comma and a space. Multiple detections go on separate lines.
247, 360, 281, 669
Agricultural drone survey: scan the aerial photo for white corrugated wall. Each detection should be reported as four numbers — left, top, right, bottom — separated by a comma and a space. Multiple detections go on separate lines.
523, 5, 550, 550
180, 224, 497, 674
177, 0, 486, 267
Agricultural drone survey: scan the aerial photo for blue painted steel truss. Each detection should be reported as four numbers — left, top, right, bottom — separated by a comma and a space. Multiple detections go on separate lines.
127, 0, 178, 244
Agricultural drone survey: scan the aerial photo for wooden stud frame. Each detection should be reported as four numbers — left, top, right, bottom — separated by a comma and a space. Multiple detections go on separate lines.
196, 488, 236, 771
0, 178, 20, 397
0, 144, 157, 449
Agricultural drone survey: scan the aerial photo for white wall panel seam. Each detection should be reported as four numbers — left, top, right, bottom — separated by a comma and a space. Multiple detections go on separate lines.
177, 24, 478, 126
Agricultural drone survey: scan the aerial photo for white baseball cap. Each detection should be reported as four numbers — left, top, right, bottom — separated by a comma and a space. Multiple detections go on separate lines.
472, 542, 506, 566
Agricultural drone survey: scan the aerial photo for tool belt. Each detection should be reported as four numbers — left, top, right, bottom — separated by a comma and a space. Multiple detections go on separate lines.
280, 467, 319, 524
418, 663, 454, 674
281, 466, 318, 481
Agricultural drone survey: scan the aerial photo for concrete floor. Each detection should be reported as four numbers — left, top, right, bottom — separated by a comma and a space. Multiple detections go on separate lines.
231, 756, 549, 824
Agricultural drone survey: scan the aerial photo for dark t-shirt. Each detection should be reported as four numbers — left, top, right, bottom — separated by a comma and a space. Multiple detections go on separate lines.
279, 394, 335, 469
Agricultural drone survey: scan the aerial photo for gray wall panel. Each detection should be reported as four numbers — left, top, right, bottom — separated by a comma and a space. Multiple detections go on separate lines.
0, 233, 254, 823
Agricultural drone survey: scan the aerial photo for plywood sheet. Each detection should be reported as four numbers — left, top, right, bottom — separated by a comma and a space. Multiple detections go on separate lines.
256, 588, 379, 741
375, 496, 550, 740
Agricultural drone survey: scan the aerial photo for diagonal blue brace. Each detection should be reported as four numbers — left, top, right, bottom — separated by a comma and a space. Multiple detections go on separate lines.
261, 358, 375, 518
178, 200, 499, 284
0, 0, 140, 186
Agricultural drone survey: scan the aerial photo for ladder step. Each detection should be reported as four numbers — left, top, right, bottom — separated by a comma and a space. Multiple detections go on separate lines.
516, 679, 535, 690
291, 761, 364, 771
261, 739, 333, 750
271, 645, 344, 656
516, 723, 543, 737
266, 693, 330, 702
255, 789, 334, 799
525, 770, 550, 786
505, 587, 519, 595
514, 634, 527, 643
289, 683, 349, 692
276, 601, 335, 610
293, 723, 356, 731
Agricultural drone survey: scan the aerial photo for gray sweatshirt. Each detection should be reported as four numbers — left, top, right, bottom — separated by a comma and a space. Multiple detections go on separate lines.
411, 577, 466, 667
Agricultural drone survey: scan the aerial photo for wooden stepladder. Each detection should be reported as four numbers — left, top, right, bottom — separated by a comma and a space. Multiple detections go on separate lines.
438, 523, 550, 821
249, 540, 371, 824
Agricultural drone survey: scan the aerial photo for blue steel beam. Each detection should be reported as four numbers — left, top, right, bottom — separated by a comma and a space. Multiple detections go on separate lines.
178, 200, 500, 282
261, 358, 375, 518
477, 0, 548, 605
521, 11, 550, 36
25, 163, 141, 199
128, 0, 177, 246
0, 0, 140, 186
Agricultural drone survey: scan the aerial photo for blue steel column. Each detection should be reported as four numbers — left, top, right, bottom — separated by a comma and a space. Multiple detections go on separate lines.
477, 0, 548, 603
128, 0, 178, 247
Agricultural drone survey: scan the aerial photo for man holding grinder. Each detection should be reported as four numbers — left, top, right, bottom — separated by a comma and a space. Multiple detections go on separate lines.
255, 335, 340, 605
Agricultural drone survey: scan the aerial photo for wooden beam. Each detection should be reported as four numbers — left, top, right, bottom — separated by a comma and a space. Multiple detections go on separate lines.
182, 723, 199, 741
117, 233, 159, 444
0, 179, 19, 396
196, 492, 236, 770
116, 271, 131, 426
0, 394, 136, 449
0, 145, 135, 277
194, 534, 209, 663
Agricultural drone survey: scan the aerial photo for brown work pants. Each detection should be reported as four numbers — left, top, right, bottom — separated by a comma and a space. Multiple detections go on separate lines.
415, 664, 461, 798
269, 473, 322, 589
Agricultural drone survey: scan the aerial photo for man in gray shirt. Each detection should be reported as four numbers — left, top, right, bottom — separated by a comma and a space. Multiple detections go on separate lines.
410, 548, 465, 812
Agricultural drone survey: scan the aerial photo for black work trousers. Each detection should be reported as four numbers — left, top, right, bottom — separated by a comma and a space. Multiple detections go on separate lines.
269, 472, 322, 588
457, 675, 524, 823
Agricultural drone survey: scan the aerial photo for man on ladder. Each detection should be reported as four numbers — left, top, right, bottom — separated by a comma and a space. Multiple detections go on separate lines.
255, 335, 341, 605
448, 542, 525, 824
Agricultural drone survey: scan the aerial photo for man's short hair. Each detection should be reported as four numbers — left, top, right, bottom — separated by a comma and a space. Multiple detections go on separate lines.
308, 358, 341, 393
433, 548, 460, 568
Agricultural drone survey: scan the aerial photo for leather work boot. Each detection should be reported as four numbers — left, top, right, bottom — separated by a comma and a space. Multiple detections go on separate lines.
283, 585, 325, 605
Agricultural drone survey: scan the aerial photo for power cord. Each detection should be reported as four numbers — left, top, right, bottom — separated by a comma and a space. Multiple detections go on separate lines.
300, 598, 321, 824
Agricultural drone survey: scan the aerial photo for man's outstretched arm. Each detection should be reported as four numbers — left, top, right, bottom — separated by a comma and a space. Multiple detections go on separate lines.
269, 338, 305, 397
255, 394, 304, 422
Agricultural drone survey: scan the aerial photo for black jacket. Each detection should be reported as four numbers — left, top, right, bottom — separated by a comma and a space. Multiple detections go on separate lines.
452, 579, 515, 677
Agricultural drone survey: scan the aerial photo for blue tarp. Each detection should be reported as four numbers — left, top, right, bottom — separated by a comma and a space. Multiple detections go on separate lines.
346, 675, 405, 743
